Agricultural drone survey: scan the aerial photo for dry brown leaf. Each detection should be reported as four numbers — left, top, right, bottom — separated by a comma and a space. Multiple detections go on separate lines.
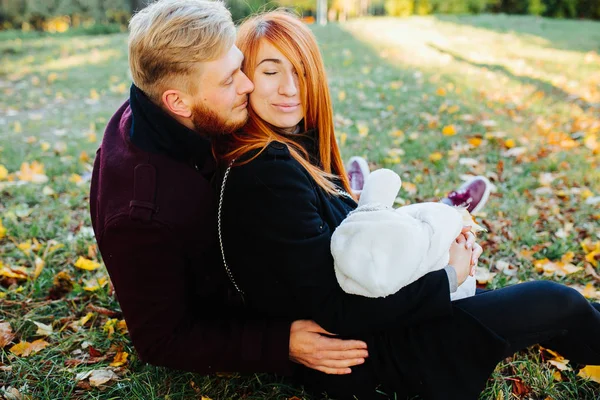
0, 322, 16, 348
76, 368, 119, 387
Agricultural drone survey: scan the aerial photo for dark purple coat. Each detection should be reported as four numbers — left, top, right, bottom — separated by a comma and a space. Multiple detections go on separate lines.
90, 90, 292, 375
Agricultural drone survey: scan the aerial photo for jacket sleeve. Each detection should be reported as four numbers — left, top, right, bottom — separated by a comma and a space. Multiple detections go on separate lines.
225, 155, 453, 336
97, 216, 293, 375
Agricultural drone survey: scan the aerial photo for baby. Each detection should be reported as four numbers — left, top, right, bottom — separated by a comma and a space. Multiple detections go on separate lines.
331, 169, 479, 301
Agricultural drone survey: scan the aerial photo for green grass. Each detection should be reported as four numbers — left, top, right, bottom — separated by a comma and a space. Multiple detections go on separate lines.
1, 14, 600, 399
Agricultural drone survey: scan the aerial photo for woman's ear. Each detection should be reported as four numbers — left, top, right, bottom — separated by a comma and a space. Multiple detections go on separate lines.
161, 90, 192, 118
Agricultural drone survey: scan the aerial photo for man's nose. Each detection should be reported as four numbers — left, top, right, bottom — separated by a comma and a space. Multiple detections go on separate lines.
239, 71, 254, 95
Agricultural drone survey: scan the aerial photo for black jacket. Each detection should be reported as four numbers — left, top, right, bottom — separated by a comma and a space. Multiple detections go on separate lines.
219, 141, 509, 399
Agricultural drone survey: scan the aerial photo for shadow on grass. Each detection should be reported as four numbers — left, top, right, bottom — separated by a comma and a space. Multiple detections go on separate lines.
434, 14, 600, 53
427, 42, 598, 111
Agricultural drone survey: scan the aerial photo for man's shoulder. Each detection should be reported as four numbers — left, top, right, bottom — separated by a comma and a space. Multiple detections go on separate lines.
91, 130, 216, 238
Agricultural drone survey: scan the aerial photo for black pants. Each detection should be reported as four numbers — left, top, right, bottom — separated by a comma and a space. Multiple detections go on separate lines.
454, 280, 600, 364
299, 281, 600, 399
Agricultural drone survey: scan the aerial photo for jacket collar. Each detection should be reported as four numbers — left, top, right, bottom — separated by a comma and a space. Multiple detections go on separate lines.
128, 84, 212, 169
280, 127, 320, 165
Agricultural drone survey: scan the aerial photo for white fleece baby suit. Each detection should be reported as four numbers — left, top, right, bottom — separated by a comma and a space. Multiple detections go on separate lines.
331, 169, 476, 301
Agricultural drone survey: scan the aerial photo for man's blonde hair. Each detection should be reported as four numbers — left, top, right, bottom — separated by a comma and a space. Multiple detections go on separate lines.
128, 0, 235, 102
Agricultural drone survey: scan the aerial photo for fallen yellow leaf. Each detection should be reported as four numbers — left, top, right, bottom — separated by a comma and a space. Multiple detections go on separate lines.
69, 174, 82, 184
89, 89, 100, 100
442, 125, 456, 136
338, 90, 346, 101
0, 219, 6, 239
467, 137, 483, 148
74, 256, 100, 271
429, 152, 443, 162
9, 339, 49, 357
0, 165, 7, 180
357, 123, 369, 137
117, 320, 128, 333
110, 351, 129, 367
402, 181, 417, 195
33, 257, 45, 279
0, 265, 29, 279
578, 365, 600, 384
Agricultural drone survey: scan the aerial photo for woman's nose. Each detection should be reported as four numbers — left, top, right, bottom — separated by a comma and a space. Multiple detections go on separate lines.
278, 72, 298, 97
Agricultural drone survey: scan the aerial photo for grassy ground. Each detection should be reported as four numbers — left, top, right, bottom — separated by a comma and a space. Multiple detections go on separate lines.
1, 14, 600, 400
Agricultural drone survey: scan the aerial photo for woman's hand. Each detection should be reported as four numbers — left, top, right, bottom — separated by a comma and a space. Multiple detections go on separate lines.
289, 320, 368, 375
449, 237, 474, 285
458, 226, 483, 275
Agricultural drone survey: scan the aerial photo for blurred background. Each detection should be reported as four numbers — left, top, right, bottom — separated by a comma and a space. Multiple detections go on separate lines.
0, 0, 599, 36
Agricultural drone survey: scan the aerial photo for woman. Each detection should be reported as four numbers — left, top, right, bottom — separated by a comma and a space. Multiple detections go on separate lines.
215, 11, 600, 399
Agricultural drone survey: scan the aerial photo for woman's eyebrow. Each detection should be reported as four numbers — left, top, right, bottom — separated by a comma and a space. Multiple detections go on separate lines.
257, 58, 281, 67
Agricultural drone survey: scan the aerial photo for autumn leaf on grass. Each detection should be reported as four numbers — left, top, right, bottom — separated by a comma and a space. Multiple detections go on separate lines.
16, 161, 48, 183
356, 122, 369, 138
0, 165, 8, 181
32, 321, 53, 336
33, 257, 45, 279
402, 182, 417, 196
578, 365, 600, 384
467, 137, 483, 148
0, 265, 29, 280
0, 322, 16, 348
475, 266, 497, 284
534, 253, 583, 277
457, 208, 487, 233
83, 274, 108, 291
10, 339, 49, 357
581, 239, 600, 267
74, 256, 100, 271
441, 125, 457, 136
110, 351, 129, 367
0, 219, 6, 239
429, 152, 443, 162
76, 368, 119, 387
542, 347, 571, 371
573, 283, 600, 300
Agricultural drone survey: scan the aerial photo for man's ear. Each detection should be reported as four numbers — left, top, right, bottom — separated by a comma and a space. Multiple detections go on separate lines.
161, 90, 192, 118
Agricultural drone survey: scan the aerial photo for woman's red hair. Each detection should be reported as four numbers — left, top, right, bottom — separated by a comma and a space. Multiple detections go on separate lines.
218, 11, 351, 196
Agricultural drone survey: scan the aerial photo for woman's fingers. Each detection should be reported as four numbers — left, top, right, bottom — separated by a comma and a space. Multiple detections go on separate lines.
471, 243, 483, 266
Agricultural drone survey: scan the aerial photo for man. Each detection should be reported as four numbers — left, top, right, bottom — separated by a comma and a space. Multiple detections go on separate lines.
90, 0, 368, 376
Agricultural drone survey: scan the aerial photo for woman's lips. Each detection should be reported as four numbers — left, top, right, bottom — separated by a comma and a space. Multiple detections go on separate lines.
272, 103, 300, 113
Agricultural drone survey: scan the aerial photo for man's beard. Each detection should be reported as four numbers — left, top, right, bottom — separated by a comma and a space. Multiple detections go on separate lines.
191, 101, 247, 136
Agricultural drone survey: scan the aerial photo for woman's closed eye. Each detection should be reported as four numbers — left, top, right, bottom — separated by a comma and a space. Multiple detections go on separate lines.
264, 71, 278, 75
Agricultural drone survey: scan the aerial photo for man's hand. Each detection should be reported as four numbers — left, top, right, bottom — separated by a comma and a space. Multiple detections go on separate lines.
289, 320, 368, 375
